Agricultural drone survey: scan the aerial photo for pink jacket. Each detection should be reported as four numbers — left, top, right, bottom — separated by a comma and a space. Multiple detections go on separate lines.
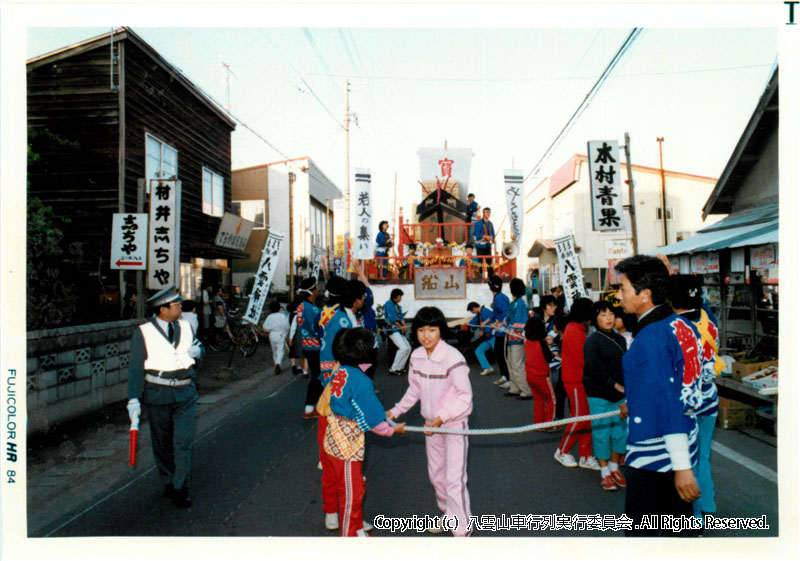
389, 340, 473, 425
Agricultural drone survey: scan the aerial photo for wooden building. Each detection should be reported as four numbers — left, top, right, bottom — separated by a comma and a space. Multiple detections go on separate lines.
27, 27, 241, 324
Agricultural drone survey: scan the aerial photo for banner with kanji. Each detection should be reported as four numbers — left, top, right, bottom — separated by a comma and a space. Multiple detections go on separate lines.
587, 140, 625, 232
243, 229, 284, 325
553, 233, 588, 308
147, 179, 180, 290
503, 169, 524, 247
351, 169, 373, 259
111, 213, 148, 270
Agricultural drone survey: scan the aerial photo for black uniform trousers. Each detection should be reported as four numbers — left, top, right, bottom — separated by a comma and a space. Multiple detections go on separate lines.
493, 337, 509, 381
144, 393, 198, 491
304, 350, 323, 406
624, 465, 694, 537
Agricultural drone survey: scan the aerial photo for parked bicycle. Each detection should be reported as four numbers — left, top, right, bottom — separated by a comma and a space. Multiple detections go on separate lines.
202, 308, 261, 358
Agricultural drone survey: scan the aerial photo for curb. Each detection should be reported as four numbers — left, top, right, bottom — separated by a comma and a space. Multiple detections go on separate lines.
28, 355, 301, 537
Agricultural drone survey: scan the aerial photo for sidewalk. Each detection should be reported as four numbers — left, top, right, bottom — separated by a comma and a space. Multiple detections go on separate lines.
26, 345, 294, 537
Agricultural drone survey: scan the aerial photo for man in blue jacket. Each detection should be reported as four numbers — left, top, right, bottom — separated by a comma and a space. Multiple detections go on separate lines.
615, 255, 703, 536
473, 207, 495, 278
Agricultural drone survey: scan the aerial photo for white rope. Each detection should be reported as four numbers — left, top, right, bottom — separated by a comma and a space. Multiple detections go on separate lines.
387, 409, 622, 436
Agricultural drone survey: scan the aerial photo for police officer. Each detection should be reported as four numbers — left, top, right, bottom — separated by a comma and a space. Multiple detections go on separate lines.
127, 285, 203, 508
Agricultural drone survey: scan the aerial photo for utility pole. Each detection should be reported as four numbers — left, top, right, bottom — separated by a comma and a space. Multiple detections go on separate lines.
326, 197, 332, 273
657, 137, 668, 246
344, 79, 351, 238
221, 61, 237, 113
622, 132, 639, 255
289, 171, 296, 299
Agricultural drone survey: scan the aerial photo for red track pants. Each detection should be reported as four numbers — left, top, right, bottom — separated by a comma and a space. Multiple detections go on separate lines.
318, 416, 338, 515
557, 382, 592, 458
527, 375, 556, 424
326, 453, 366, 536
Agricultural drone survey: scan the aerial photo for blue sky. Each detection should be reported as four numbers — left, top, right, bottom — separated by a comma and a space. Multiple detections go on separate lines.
25, 24, 777, 231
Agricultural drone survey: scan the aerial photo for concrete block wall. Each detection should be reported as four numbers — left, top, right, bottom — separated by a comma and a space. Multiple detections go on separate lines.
27, 319, 143, 436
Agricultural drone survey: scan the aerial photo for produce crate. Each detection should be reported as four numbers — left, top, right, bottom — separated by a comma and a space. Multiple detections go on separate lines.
731, 360, 778, 382
717, 397, 755, 430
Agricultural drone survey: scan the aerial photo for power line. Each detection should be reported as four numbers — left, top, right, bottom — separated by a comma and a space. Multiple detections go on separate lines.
313, 62, 772, 84
303, 28, 344, 104
263, 30, 345, 130
524, 28, 643, 183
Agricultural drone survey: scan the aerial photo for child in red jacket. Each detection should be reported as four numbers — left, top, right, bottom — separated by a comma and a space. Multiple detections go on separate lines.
554, 298, 599, 471
524, 315, 558, 429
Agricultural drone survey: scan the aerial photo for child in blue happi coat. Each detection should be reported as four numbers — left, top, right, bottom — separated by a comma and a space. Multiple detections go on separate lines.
324, 327, 406, 536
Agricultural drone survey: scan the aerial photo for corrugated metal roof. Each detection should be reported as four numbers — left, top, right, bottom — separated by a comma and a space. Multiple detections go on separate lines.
699, 203, 778, 233
728, 223, 778, 248
653, 214, 778, 256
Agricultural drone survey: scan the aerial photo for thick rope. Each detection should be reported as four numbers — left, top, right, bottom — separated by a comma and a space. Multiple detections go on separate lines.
387, 409, 622, 436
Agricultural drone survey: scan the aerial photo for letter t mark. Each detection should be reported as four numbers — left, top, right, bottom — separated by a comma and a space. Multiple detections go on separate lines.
787, 1, 799, 24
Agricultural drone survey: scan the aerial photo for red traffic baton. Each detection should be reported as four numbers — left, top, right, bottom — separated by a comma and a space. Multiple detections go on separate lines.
129, 426, 139, 466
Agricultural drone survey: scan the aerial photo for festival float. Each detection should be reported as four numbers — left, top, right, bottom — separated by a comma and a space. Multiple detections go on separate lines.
358, 146, 519, 321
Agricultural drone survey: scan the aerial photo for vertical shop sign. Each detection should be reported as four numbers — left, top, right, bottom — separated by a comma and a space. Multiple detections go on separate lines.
587, 140, 624, 232
111, 213, 148, 270
147, 179, 179, 289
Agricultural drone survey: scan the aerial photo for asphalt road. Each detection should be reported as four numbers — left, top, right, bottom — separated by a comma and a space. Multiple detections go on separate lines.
43, 343, 779, 539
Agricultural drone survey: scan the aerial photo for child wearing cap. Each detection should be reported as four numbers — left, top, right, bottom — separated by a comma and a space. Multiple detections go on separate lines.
387, 306, 473, 536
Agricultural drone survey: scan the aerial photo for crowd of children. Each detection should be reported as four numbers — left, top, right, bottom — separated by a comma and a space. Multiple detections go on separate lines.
247, 253, 719, 538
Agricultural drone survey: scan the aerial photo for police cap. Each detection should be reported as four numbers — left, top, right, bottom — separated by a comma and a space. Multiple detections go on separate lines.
146, 285, 182, 309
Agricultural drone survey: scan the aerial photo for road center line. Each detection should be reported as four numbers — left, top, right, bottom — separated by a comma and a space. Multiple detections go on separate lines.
711, 441, 778, 484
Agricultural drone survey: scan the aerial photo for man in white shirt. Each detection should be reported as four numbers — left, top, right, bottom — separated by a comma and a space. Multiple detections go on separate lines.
262, 300, 290, 375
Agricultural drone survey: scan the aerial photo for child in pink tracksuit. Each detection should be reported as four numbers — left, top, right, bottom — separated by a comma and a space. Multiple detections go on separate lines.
387, 306, 473, 537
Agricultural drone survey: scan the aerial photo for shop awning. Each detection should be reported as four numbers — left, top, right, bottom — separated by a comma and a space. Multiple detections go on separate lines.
189, 242, 251, 260
652, 204, 778, 256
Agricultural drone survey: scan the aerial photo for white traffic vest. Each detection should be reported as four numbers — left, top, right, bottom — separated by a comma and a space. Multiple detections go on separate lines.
141, 319, 195, 372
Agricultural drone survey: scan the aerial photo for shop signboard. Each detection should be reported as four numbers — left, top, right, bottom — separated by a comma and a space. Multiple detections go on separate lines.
587, 140, 625, 232
147, 179, 180, 290
750, 244, 776, 270
111, 213, 148, 270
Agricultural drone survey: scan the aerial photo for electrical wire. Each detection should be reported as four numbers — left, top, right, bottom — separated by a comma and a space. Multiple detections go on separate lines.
524, 27, 643, 183
264, 30, 345, 130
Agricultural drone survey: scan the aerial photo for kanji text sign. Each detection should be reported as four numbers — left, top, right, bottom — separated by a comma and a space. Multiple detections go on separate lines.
504, 170, 524, 246
111, 213, 148, 270
414, 268, 467, 300
352, 169, 373, 260
553, 233, 588, 308
243, 229, 284, 324
147, 180, 179, 289
587, 140, 625, 232
215, 212, 255, 251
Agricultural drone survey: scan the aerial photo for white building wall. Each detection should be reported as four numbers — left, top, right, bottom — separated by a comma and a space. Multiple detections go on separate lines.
267, 163, 310, 291
520, 155, 720, 289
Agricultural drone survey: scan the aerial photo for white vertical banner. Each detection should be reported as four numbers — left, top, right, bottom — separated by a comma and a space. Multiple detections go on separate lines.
587, 140, 625, 231
243, 229, 285, 325
503, 169, 524, 247
147, 179, 179, 290
553, 232, 588, 309
311, 247, 324, 280
351, 169, 373, 259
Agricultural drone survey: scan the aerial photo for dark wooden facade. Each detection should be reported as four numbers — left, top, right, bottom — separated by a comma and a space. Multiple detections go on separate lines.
27, 28, 237, 324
